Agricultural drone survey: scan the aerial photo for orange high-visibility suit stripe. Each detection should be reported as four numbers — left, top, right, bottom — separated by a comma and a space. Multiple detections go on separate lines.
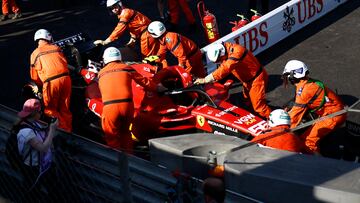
98, 62, 157, 151
2, 0, 20, 15
251, 125, 304, 153
30, 41, 72, 132
157, 32, 206, 77
106, 8, 159, 58
288, 79, 346, 153
211, 42, 271, 118
168, 0, 196, 25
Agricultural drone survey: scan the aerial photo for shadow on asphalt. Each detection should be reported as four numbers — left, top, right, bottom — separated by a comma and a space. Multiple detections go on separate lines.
267, 74, 283, 93
339, 94, 359, 107
257, 0, 360, 66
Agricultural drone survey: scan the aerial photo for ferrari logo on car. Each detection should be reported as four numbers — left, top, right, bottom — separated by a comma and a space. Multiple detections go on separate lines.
197, 115, 205, 127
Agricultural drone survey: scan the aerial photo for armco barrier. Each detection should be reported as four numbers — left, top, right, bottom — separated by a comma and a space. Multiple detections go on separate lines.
202, 0, 349, 73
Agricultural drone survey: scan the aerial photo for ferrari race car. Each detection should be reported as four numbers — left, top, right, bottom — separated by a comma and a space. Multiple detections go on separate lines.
78, 56, 268, 142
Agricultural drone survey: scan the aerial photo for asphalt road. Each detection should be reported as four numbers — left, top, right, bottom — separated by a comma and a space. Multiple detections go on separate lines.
0, 0, 359, 121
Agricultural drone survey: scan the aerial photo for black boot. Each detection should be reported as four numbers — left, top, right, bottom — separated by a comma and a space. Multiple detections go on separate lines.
12, 12, 22, 19
0, 15, 9, 21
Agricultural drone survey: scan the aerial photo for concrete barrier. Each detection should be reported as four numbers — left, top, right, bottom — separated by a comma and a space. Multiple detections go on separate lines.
149, 133, 249, 179
225, 146, 360, 203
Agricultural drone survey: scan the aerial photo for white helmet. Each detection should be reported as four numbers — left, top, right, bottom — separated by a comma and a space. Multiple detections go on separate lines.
283, 60, 309, 79
34, 29, 53, 42
206, 43, 226, 63
106, 0, 122, 8
148, 21, 166, 38
268, 109, 291, 127
103, 47, 122, 65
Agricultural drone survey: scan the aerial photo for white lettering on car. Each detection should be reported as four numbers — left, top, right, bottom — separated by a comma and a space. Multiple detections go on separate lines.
215, 106, 238, 117
234, 113, 256, 125
248, 120, 268, 135
208, 120, 225, 129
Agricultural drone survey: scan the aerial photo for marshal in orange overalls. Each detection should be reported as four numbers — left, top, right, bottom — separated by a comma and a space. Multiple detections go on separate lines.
2, 0, 20, 17
252, 125, 304, 153
98, 62, 157, 151
157, 31, 206, 78
288, 79, 347, 154
30, 41, 72, 132
167, 0, 196, 26
106, 8, 160, 58
211, 42, 271, 118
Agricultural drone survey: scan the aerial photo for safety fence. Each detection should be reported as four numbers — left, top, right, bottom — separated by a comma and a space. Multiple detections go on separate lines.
0, 104, 172, 203
0, 104, 262, 203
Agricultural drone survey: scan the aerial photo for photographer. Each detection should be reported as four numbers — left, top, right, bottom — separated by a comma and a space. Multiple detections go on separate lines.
15, 98, 59, 202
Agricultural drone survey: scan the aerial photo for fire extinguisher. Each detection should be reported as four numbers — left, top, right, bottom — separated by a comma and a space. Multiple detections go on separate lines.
230, 14, 249, 32
197, 0, 220, 44
236, 14, 249, 28
229, 21, 239, 32
250, 9, 262, 21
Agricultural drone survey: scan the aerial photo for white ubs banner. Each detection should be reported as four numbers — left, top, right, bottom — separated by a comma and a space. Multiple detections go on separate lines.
201, 0, 349, 73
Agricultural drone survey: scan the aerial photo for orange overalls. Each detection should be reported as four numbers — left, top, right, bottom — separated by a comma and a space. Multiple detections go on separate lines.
106, 8, 159, 58
251, 125, 304, 153
168, 0, 196, 25
30, 41, 72, 132
2, 0, 20, 16
212, 42, 271, 118
157, 31, 206, 78
289, 79, 347, 154
98, 62, 157, 151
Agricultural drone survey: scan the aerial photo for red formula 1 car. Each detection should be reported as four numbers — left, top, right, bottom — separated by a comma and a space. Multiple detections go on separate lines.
79, 58, 268, 142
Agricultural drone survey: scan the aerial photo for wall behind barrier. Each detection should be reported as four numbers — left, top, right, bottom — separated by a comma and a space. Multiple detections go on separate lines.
201, 0, 349, 73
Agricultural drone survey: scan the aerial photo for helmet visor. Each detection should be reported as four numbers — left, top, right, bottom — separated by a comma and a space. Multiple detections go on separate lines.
282, 70, 297, 86
107, 3, 121, 15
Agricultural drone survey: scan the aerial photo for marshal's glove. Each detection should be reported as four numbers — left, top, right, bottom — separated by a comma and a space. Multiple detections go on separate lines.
93, 38, 111, 46
194, 74, 215, 85
126, 37, 136, 48
194, 78, 206, 85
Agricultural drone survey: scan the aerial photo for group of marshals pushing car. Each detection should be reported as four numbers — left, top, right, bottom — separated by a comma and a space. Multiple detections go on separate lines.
24, 0, 346, 156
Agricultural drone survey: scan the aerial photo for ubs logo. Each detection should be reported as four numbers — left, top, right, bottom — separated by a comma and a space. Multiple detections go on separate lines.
283, 6, 295, 32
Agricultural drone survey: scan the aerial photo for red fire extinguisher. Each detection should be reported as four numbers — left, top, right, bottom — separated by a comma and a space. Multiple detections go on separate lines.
229, 21, 239, 32
250, 9, 262, 21
197, 0, 220, 44
230, 14, 249, 32
236, 14, 249, 28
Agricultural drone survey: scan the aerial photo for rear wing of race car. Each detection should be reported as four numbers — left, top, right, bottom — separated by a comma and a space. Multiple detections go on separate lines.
53, 33, 102, 69
53, 33, 86, 48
